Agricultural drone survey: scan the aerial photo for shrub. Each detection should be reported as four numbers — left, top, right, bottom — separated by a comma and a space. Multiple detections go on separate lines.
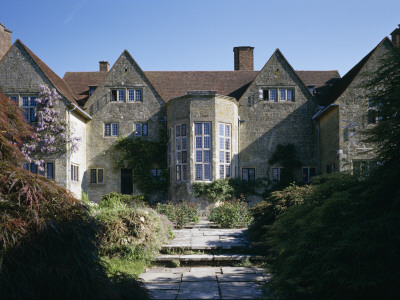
193, 178, 262, 202
248, 183, 313, 244
265, 171, 400, 299
155, 202, 200, 228
99, 192, 146, 209
0, 162, 148, 299
209, 198, 253, 228
94, 201, 174, 261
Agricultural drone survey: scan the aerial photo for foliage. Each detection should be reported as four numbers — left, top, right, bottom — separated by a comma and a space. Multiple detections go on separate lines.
363, 45, 400, 166
209, 198, 253, 228
264, 170, 400, 299
193, 178, 262, 202
99, 192, 146, 209
23, 85, 80, 169
114, 134, 168, 199
92, 195, 174, 261
0, 161, 150, 299
0, 95, 148, 299
248, 183, 313, 244
0, 92, 35, 162
155, 201, 200, 228
268, 143, 302, 190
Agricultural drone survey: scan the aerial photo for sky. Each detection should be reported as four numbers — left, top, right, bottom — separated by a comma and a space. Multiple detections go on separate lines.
1, 0, 399, 78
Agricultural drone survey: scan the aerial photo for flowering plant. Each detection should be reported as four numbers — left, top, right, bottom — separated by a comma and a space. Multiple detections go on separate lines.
23, 85, 80, 169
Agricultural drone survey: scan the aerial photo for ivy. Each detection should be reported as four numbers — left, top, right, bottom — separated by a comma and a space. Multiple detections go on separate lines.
114, 126, 168, 200
268, 143, 302, 190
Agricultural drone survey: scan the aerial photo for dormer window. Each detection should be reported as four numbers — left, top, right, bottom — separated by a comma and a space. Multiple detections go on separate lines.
259, 88, 294, 102
89, 86, 97, 96
307, 85, 315, 94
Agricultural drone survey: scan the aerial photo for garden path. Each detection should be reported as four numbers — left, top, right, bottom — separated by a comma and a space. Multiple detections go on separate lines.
138, 219, 269, 299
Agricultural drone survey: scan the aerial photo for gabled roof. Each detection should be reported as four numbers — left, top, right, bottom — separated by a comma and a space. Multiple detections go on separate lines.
12, 40, 79, 107
323, 37, 393, 106
64, 68, 340, 106
63, 71, 107, 106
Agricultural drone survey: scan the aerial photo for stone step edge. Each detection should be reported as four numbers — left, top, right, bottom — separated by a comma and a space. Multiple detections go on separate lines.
153, 254, 266, 262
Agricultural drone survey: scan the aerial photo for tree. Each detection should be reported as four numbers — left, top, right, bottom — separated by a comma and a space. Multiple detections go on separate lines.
23, 85, 80, 169
363, 45, 400, 166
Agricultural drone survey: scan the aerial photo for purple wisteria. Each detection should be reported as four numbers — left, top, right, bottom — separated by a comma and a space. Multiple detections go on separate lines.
23, 85, 80, 169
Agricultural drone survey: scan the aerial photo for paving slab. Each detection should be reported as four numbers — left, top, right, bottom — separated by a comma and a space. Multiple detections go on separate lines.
148, 289, 179, 299
180, 254, 214, 262
219, 281, 264, 299
190, 267, 221, 273
144, 283, 180, 290
217, 273, 265, 282
178, 281, 220, 299
139, 272, 182, 283
221, 266, 265, 274
182, 272, 217, 282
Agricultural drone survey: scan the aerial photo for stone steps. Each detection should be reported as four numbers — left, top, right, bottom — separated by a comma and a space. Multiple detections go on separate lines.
154, 253, 267, 267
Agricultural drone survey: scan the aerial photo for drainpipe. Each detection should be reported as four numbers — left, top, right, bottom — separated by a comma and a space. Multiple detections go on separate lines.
68, 104, 77, 191
316, 119, 321, 174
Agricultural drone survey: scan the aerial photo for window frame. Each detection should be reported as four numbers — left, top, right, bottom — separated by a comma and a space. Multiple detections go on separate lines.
242, 168, 255, 181
302, 167, 316, 183
23, 161, 54, 179
90, 168, 105, 184
175, 124, 188, 181
104, 123, 119, 137
71, 163, 79, 182
194, 122, 212, 181
260, 88, 295, 102
135, 122, 149, 136
218, 123, 231, 179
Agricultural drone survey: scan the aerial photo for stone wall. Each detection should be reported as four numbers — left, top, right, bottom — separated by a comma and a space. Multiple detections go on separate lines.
319, 106, 340, 173
167, 94, 239, 203
335, 39, 392, 171
0, 23, 11, 60
238, 50, 318, 182
84, 51, 165, 202
0, 41, 73, 191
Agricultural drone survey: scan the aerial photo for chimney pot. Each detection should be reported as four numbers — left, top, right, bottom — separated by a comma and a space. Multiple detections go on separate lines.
391, 25, 400, 47
0, 22, 12, 60
99, 61, 110, 72
233, 46, 254, 71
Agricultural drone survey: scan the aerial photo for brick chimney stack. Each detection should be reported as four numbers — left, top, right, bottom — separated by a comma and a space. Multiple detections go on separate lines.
0, 22, 12, 60
233, 46, 254, 71
99, 61, 110, 72
391, 25, 400, 46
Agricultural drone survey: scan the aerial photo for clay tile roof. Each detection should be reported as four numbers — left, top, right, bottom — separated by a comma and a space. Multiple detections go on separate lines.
62, 69, 341, 106
144, 71, 259, 102
63, 71, 107, 106
16, 40, 79, 106
323, 37, 391, 106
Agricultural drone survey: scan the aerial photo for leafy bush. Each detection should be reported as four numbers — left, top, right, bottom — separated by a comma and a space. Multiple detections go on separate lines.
93, 198, 174, 261
155, 202, 200, 228
0, 162, 148, 299
193, 178, 262, 202
209, 198, 253, 228
99, 192, 146, 209
265, 171, 400, 299
248, 183, 313, 244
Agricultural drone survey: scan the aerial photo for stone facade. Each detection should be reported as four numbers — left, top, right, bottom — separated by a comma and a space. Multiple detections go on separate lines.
0, 23, 398, 203
238, 50, 318, 183
316, 38, 394, 174
167, 93, 239, 202
84, 51, 165, 201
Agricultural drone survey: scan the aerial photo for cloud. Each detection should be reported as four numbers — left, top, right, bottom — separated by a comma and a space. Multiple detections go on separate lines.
64, 0, 88, 25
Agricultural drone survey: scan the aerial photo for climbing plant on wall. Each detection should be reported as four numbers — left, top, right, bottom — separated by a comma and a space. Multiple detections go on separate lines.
23, 85, 80, 169
268, 143, 302, 189
114, 126, 168, 199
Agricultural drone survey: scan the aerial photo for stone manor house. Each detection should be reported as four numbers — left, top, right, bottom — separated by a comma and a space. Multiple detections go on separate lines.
0, 22, 399, 202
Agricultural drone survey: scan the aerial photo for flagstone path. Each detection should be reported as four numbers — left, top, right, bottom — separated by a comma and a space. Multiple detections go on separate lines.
138, 219, 269, 299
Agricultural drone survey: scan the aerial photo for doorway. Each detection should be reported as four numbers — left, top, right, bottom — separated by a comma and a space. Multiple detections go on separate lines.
121, 168, 133, 195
